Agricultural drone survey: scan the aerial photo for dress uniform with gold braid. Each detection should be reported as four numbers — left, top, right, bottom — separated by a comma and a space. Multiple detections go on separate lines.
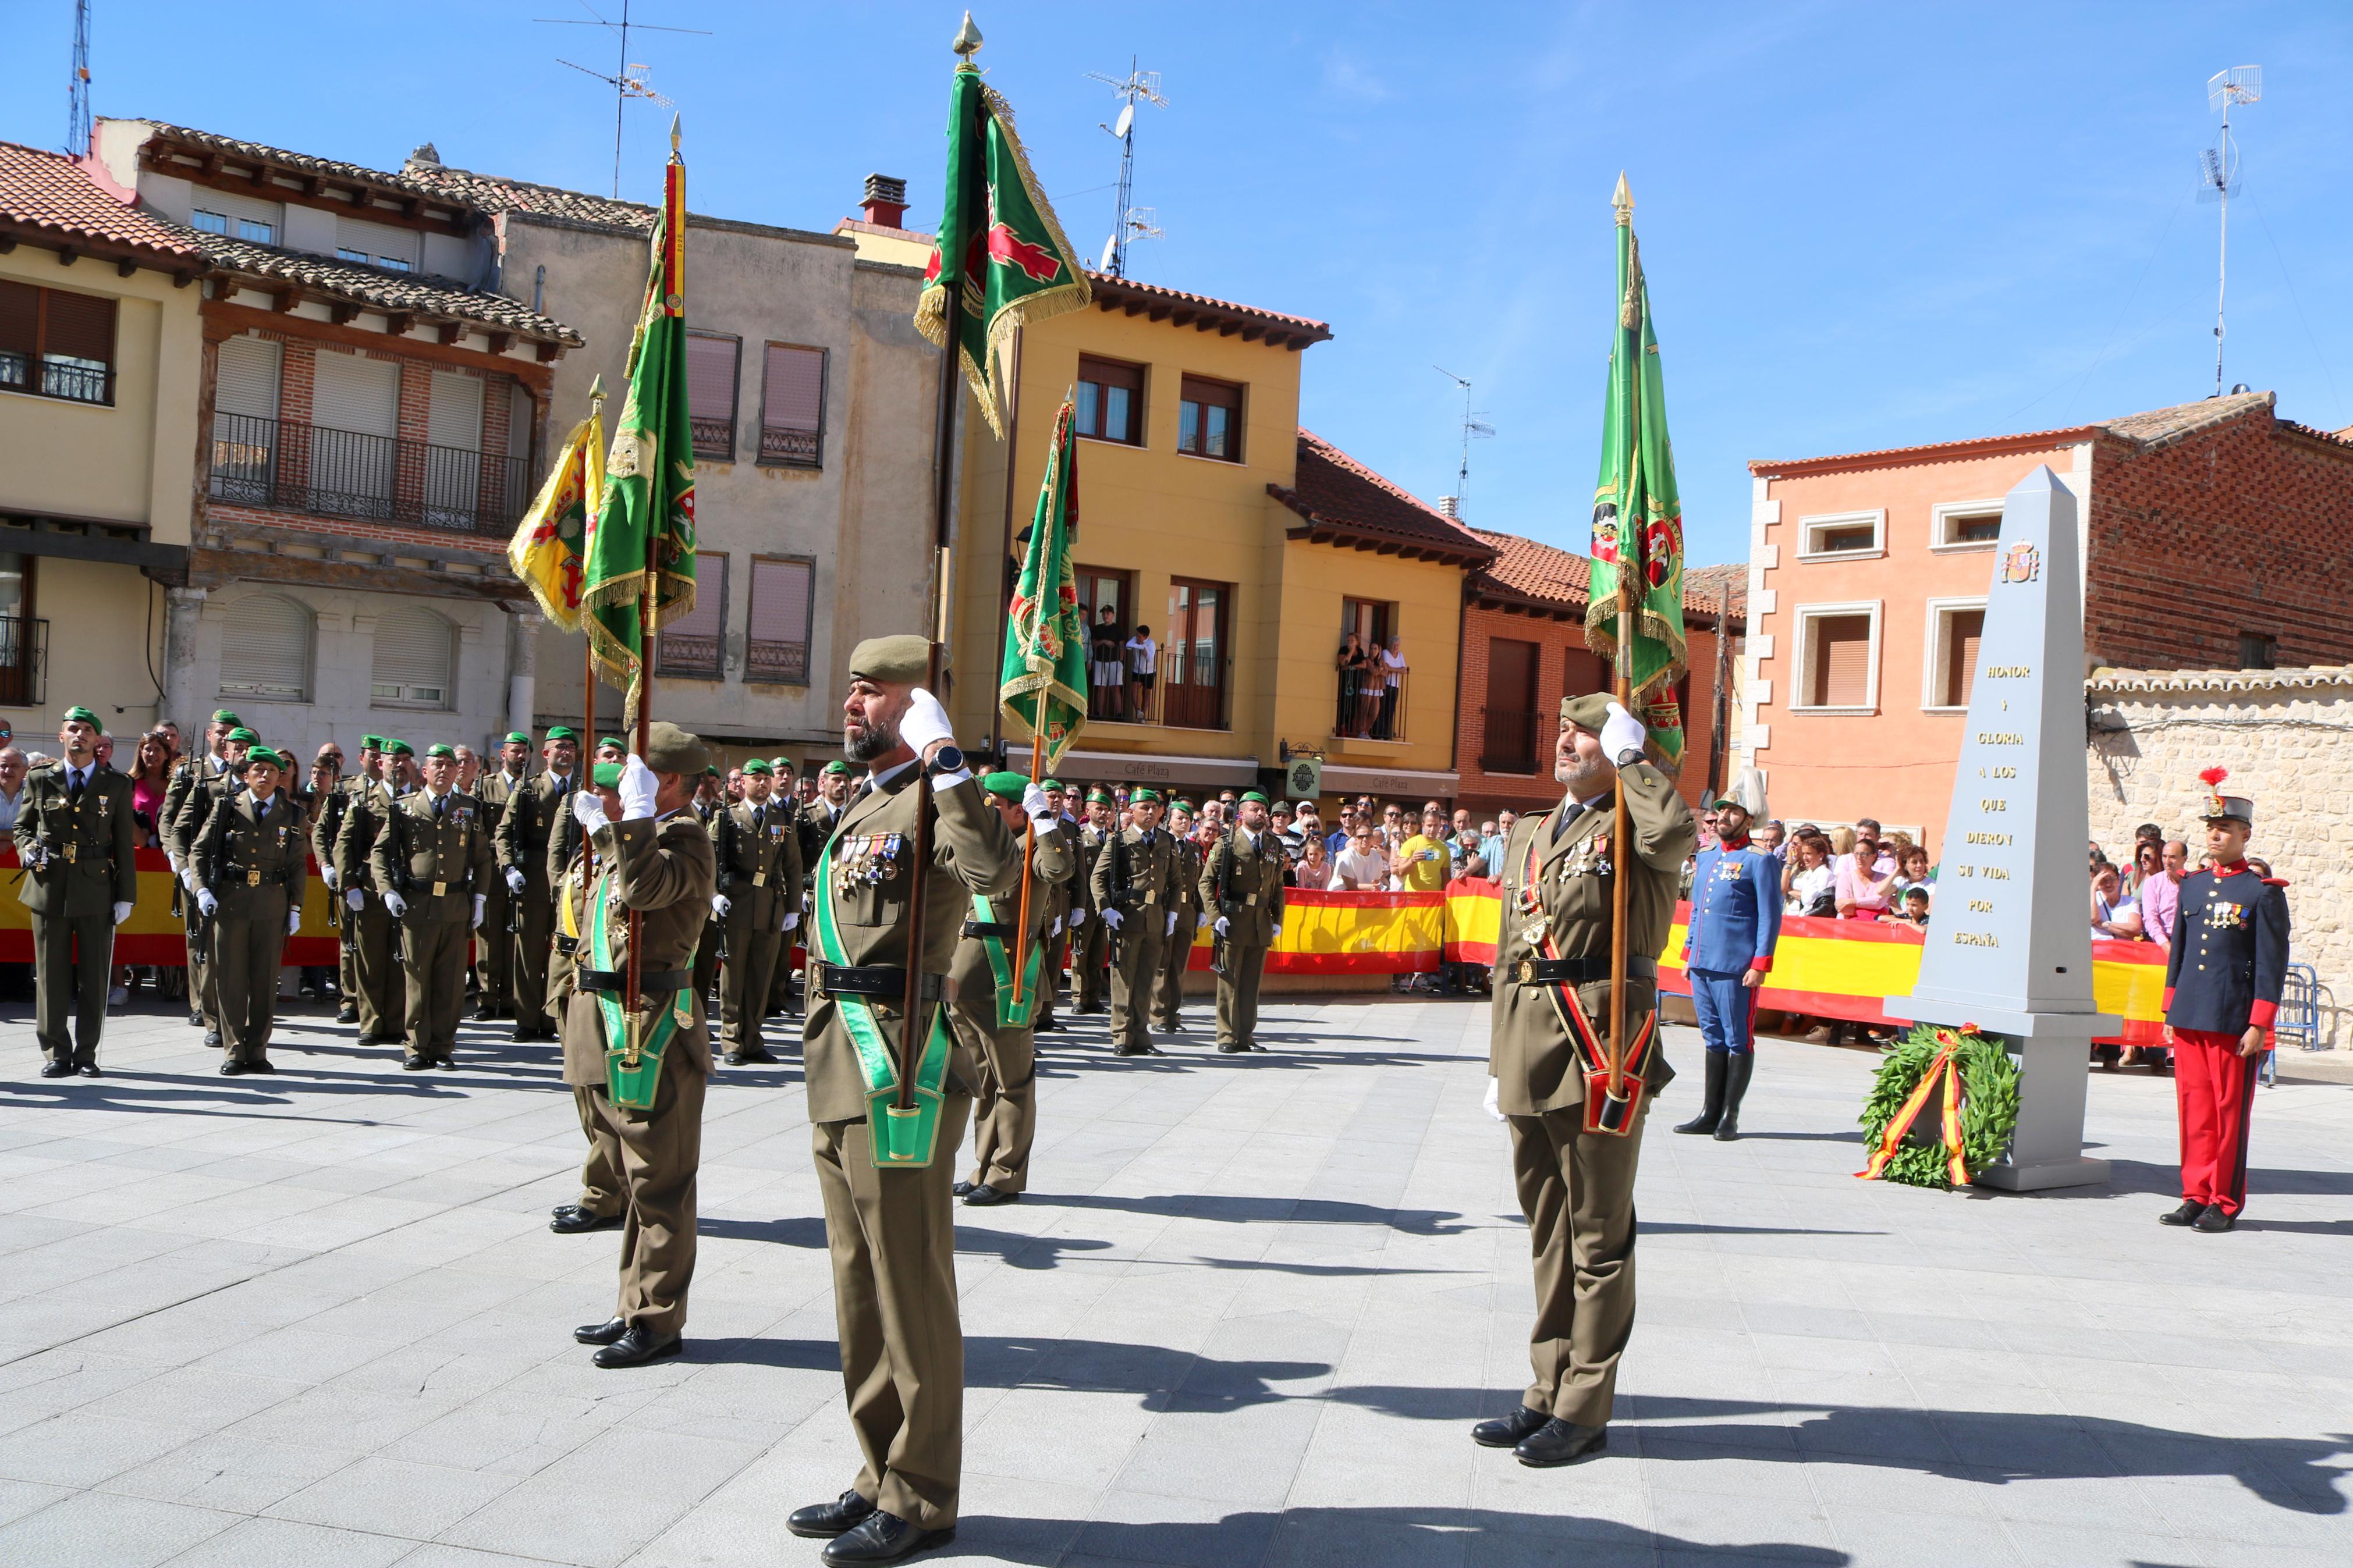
370, 744, 494, 1068
711, 759, 804, 1065
15, 707, 137, 1077
474, 733, 531, 1023
161, 709, 238, 1032
1199, 795, 1287, 1054
171, 725, 259, 1049
336, 741, 410, 1045
193, 748, 307, 1073
498, 726, 582, 1042
1091, 790, 1177, 1057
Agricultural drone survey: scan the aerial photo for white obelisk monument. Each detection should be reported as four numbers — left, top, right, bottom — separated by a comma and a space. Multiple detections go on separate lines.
1886, 465, 2116, 1191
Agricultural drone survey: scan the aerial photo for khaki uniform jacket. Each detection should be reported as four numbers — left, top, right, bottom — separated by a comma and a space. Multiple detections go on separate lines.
560, 811, 717, 1085
335, 778, 402, 892
13, 761, 137, 916
498, 770, 580, 895
196, 789, 308, 918
1071, 822, 1108, 918
169, 768, 243, 872
1199, 827, 1286, 946
1036, 819, 1078, 929
1089, 824, 1176, 920
478, 769, 525, 817
1489, 761, 1695, 1116
713, 797, 805, 933
1168, 836, 1205, 923
803, 765, 1021, 1124
161, 753, 225, 865
947, 816, 1074, 1032
311, 778, 357, 884
370, 789, 495, 925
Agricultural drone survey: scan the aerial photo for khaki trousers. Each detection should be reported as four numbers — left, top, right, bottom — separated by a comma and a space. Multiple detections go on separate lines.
949, 1001, 1034, 1193
401, 916, 469, 1062
514, 887, 556, 1032
1151, 915, 1196, 1028
1507, 1100, 1648, 1427
692, 920, 722, 1008
1074, 917, 1109, 1010
572, 1085, 625, 1218
476, 877, 512, 1011
338, 936, 358, 1013
182, 898, 215, 1027
587, 1045, 705, 1336
352, 896, 402, 1039
31, 910, 112, 1067
210, 897, 288, 1064
1215, 943, 1269, 1048
812, 1094, 972, 1531
1108, 927, 1163, 1053
718, 913, 784, 1053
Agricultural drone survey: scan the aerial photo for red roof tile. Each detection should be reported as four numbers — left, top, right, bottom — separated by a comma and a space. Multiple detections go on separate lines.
1469, 528, 1742, 626
1747, 391, 2299, 477
1269, 431, 1495, 567
0, 140, 204, 265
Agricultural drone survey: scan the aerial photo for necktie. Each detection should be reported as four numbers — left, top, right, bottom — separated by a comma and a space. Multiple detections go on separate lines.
434, 794, 446, 820
67, 769, 84, 803
255, 795, 268, 822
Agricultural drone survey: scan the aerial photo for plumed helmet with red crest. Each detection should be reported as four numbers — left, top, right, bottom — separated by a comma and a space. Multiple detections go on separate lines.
2197, 766, 2253, 827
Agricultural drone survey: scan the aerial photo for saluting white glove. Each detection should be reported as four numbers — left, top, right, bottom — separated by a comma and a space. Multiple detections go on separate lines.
1213, 915, 1231, 937
505, 866, 526, 895
195, 888, 218, 918
619, 756, 659, 821
781, 912, 800, 932
1023, 782, 1053, 823
572, 790, 611, 836
711, 894, 732, 919
383, 891, 408, 919
1484, 1076, 1506, 1123
1165, 911, 1178, 937
900, 685, 954, 760
112, 901, 134, 927
1600, 701, 1648, 765
287, 908, 303, 936
1101, 906, 1124, 931
471, 894, 485, 929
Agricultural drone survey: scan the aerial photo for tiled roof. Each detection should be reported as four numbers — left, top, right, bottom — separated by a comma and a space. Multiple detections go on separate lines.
2102, 390, 2275, 446
0, 140, 205, 266
1748, 391, 2303, 476
129, 120, 466, 209
400, 159, 654, 233
1684, 561, 1748, 621
1086, 269, 1332, 343
1469, 528, 1741, 625
1270, 432, 1495, 567
191, 229, 581, 344
2087, 663, 2353, 696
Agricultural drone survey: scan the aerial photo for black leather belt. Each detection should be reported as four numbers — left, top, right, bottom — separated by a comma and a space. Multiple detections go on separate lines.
961, 920, 1016, 940
1511, 954, 1657, 986
555, 934, 580, 956
815, 963, 943, 1001
576, 967, 692, 994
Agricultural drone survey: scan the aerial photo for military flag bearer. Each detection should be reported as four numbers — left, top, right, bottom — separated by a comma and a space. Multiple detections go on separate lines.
16, 706, 137, 1078
194, 746, 307, 1075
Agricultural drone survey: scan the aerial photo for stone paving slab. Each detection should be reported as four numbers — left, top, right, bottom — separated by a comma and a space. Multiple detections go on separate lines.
1, 990, 2350, 1566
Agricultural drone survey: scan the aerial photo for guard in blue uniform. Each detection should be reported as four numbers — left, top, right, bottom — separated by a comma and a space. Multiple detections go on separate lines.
2159, 768, 2288, 1234
1674, 798, 1781, 1141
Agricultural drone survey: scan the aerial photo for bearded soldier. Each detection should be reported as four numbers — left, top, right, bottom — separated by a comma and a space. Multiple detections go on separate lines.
710, 758, 803, 1065
1091, 786, 1177, 1058
1475, 695, 1694, 1468
371, 742, 495, 1069
498, 726, 581, 1043
16, 706, 137, 1078
1200, 791, 1286, 1054
193, 746, 307, 1075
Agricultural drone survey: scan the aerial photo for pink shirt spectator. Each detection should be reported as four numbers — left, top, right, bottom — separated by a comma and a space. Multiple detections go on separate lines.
2139, 870, 2180, 949
1835, 852, 1893, 916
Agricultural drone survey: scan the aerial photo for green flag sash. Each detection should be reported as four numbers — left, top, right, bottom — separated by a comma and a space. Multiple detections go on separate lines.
971, 893, 1045, 1030
588, 865, 688, 1110
812, 837, 952, 1168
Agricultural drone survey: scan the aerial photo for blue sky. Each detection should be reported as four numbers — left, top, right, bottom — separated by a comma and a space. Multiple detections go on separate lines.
11, 2, 2352, 569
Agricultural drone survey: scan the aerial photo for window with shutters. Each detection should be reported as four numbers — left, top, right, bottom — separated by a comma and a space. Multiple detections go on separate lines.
684, 332, 740, 460
1074, 355, 1145, 446
209, 335, 282, 505
218, 595, 314, 702
746, 556, 814, 684
1795, 603, 1880, 713
310, 349, 400, 518
1797, 509, 1886, 561
1177, 375, 1243, 461
1923, 599, 1985, 711
658, 554, 726, 678
757, 343, 826, 468
1931, 499, 2004, 550
371, 606, 456, 709
424, 371, 485, 528
0, 280, 118, 406
1480, 637, 1541, 773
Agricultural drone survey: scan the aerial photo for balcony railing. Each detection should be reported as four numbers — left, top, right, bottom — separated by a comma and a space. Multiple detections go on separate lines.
1333, 667, 1409, 744
656, 631, 723, 679
690, 415, 734, 461
757, 425, 819, 468
1087, 653, 1232, 731
746, 637, 810, 685
0, 615, 50, 706
1479, 707, 1541, 774
0, 353, 113, 407
207, 411, 530, 538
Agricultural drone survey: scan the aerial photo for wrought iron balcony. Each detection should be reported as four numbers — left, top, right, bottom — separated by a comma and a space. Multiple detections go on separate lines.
0, 353, 113, 407
207, 411, 530, 538
757, 425, 819, 468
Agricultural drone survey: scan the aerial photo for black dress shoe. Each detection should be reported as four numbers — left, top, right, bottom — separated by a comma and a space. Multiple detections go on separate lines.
1034, 1015, 1061, 1033
475, 1004, 499, 1022
1217, 1043, 1247, 1054
950, 1181, 974, 1198
203, 1029, 222, 1049
77, 1062, 101, 1078
336, 1005, 360, 1024
591, 1323, 681, 1368
821, 1509, 953, 1566
550, 1204, 623, 1234
573, 1317, 629, 1345
40, 1061, 73, 1078
788, 1489, 878, 1539
434, 1057, 457, 1071
1471, 1405, 1549, 1448
188, 1010, 207, 1027
963, 1183, 1017, 1207
2159, 1199, 2208, 1227
2194, 1206, 2237, 1233
243, 1059, 275, 1075
1514, 1417, 1607, 1467
218, 1061, 246, 1076
402, 1057, 430, 1071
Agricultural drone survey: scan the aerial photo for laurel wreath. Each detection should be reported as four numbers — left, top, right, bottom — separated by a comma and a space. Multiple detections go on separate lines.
1857, 1023, 2022, 1189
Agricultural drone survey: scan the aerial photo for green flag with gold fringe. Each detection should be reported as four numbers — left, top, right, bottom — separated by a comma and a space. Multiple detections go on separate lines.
999, 396, 1087, 769
1583, 174, 1688, 766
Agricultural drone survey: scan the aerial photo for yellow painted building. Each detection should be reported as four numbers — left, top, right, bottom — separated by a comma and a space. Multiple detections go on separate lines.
839, 215, 1490, 804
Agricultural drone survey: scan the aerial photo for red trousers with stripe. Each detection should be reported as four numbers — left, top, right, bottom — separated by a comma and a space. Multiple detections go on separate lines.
2173, 1029, 2260, 1217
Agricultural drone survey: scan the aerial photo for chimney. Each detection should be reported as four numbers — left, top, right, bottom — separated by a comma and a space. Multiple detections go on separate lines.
861, 173, 908, 230
1436, 495, 1460, 519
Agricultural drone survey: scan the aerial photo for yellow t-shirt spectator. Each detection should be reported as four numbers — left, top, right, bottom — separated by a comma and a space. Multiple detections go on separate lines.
1396, 833, 1449, 893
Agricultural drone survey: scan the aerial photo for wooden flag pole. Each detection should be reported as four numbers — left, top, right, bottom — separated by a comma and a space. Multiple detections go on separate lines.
1008, 725, 1044, 1008
1605, 293, 1642, 1121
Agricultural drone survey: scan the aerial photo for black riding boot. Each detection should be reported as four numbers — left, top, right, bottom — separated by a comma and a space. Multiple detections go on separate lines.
1713, 1051, 1755, 1141
1674, 1051, 1726, 1135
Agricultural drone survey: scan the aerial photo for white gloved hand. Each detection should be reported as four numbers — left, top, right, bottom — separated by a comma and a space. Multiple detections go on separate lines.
712, 894, 732, 919
1023, 782, 1053, 822
900, 685, 955, 759
505, 866, 527, 895
384, 891, 408, 919
24, 845, 46, 871
345, 887, 366, 912
781, 911, 800, 933
1166, 911, 1178, 937
112, 901, 134, 927
323, 867, 340, 893
1101, 906, 1124, 931
471, 894, 485, 929
1069, 908, 1086, 928
619, 756, 659, 821
180, 866, 200, 894
287, 907, 304, 936
1484, 1076, 1506, 1123
195, 888, 218, 918
573, 789, 611, 833
1270, 921, 1282, 940
1049, 915, 1063, 937
1213, 915, 1231, 937
1600, 701, 1648, 765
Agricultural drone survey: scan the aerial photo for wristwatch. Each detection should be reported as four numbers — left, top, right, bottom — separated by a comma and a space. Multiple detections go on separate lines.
1615, 748, 1645, 769
923, 743, 966, 778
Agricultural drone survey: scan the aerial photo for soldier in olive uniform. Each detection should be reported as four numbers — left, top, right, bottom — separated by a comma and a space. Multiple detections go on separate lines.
787, 637, 1020, 1565
948, 770, 1071, 1206
1152, 800, 1205, 1034
563, 730, 719, 1368
1070, 788, 1115, 1014
711, 758, 804, 1065
315, 736, 379, 1024
193, 746, 307, 1075
1027, 780, 1072, 1034
337, 737, 416, 1045
782, 759, 856, 1021
1474, 695, 1694, 1469
16, 706, 137, 1078
371, 742, 495, 1069
1200, 791, 1287, 1054
546, 759, 623, 1236
474, 731, 533, 1022
162, 708, 239, 1032
1092, 786, 1177, 1058
172, 725, 260, 1050
499, 726, 581, 1043
690, 766, 725, 1007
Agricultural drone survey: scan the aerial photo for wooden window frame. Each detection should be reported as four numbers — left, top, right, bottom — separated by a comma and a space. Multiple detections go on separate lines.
1479, 635, 1543, 774
744, 554, 817, 687
0, 280, 119, 408
1930, 498, 2005, 552
1164, 575, 1234, 732
1177, 374, 1244, 463
1920, 596, 1986, 713
684, 330, 741, 463
1791, 600, 1882, 714
656, 551, 728, 680
1795, 509, 1886, 562
757, 342, 828, 470
1074, 354, 1146, 447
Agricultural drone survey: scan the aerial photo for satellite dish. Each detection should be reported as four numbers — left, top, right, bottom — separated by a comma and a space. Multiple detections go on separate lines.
1113, 103, 1134, 138
1099, 234, 1119, 271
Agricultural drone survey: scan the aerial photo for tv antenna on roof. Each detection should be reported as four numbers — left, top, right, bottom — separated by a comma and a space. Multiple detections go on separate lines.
66, 0, 92, 155
536, 0, 710, 198
2200, 65, 2260, 399
1087, 58, 1167, 278
1433, 367, 1496, 518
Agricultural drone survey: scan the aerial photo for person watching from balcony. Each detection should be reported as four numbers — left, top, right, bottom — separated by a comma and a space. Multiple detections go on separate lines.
1123, 623, 1157, 723
1375, 635, 1407, 739
1091, 605, 1124, 721
1335, 632, 1367, 737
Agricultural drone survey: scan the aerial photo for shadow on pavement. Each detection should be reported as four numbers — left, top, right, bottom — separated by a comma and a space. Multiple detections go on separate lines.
2021, 1156, 2353, 1203
1029, 1191, 1471, 1236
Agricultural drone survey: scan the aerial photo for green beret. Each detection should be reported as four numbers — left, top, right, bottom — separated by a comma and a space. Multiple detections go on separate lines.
823, 760, 853, 777
360, 734, 384, 751
643, 720, 709, 776
1041, 777, 1064, 791
382, 738, 414, 757
1087, 787, 1115, 805
211, 709, 240, 726
598, 735, 625, 752
424, 743, 457, 760
847, 634, 930, 685
61, 705, 99, 726
243, 746, 284, 768
1561, 692, 1614, 735
1130, 787, 1162, 803
1172, 799, 1197, 813
1240, 791, 1269, 805
741, 759, 773, 776
980, 769, 1030, 801
223, 727, 258, 745
545, 726, 579, 741
592, 761, 623, 788
502, 731, 530, 746
704, 765, 720, 777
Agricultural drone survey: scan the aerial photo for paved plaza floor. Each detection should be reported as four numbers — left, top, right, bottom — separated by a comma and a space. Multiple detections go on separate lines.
1, 990, 2350, 1567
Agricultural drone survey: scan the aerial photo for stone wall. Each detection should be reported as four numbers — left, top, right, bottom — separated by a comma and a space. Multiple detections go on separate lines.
2086, 663, 2353, 1046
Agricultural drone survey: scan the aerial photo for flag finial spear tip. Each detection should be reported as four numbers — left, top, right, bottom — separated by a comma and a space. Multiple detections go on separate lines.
1612, 172, 1632, 218
669, 113, 682, 152
589, 372, 605, 402
953, 12, 984, 58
